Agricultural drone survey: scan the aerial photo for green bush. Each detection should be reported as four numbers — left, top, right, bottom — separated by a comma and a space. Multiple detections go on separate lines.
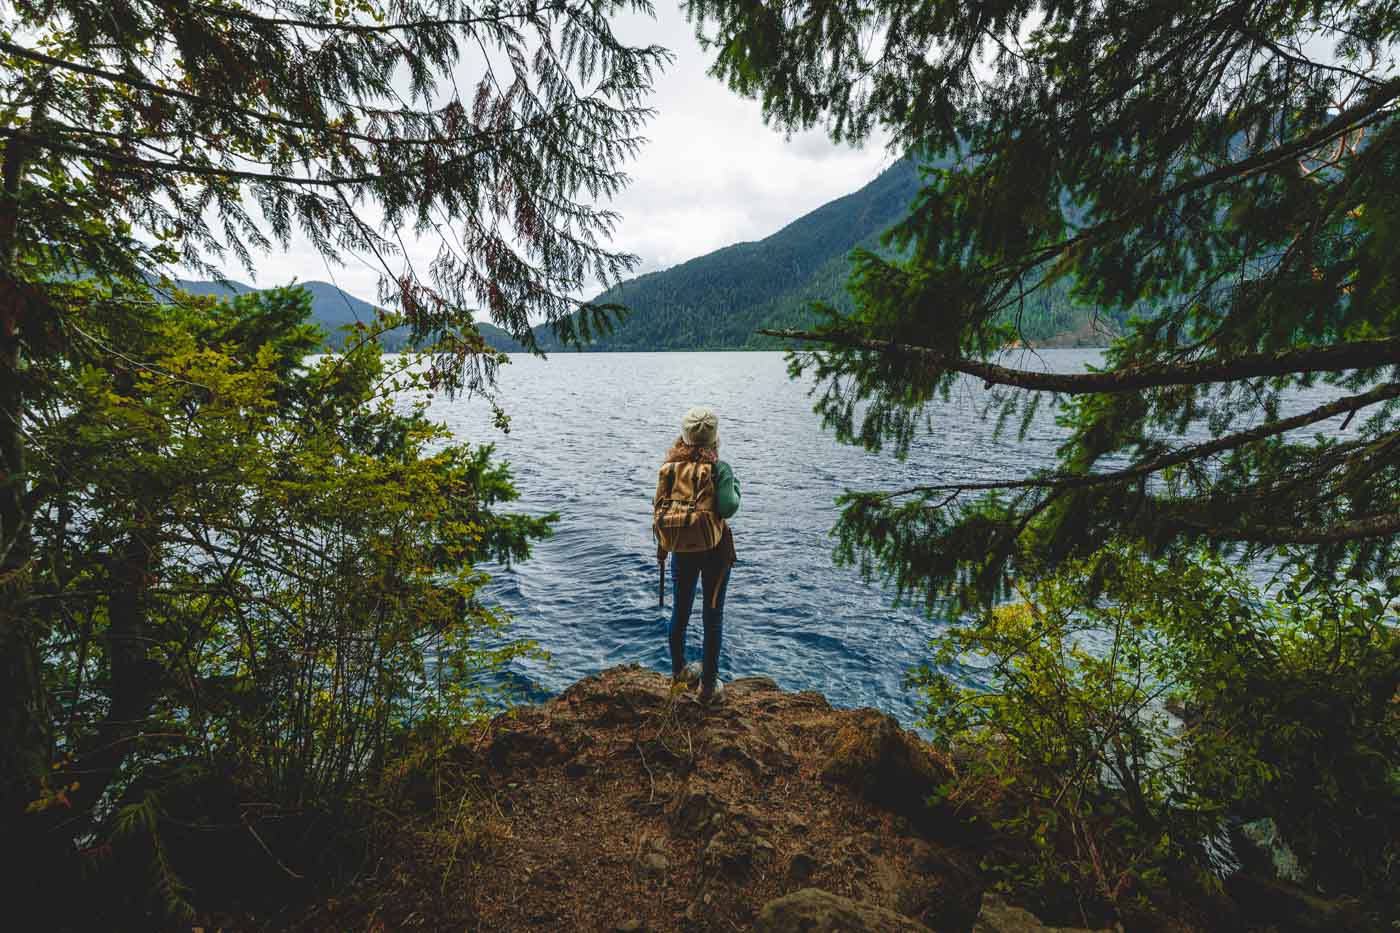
21, 281, 551, 925
913, 544, 1400, 915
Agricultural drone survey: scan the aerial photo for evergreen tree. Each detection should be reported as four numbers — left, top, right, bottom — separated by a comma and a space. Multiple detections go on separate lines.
1, 0, 662, 864
686, 0, 1400, 605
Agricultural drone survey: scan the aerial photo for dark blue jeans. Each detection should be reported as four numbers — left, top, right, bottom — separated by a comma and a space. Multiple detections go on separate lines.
668, 551, 730, 690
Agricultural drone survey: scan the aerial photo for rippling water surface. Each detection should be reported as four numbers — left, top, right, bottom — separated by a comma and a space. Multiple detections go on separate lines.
424, 350, 1358, 725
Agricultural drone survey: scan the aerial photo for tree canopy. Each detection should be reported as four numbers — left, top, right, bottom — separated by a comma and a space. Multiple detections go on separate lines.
0, 0, 662, 907
2, 0, 666, 375
685, 0, 1400, 605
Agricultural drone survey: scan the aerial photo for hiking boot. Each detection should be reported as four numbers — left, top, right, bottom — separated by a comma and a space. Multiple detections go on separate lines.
698, 679, 725, 707
672, 661, 702, 689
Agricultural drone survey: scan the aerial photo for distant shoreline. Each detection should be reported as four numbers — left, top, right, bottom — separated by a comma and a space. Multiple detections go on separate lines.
479, 341, 1115, 354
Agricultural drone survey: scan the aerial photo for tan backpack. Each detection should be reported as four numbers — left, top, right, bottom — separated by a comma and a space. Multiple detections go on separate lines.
653, 460, 725, 554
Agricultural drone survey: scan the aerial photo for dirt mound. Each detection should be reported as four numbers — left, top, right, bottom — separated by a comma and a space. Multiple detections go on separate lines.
291, 665, 1001, 931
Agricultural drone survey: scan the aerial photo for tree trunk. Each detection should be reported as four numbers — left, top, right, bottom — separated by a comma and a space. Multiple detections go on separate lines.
0, 95, 50, 839
0, 93, 64, 915
62, 530, 160, 820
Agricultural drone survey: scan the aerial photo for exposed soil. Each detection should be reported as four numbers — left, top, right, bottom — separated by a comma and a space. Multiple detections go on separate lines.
277, 666, 1384, 933
287, 666, 993, 932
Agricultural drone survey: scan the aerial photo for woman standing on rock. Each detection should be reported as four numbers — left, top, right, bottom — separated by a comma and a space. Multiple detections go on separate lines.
653, 406, 740, 706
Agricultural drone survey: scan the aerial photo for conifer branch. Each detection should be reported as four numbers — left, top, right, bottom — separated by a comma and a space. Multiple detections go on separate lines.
0, 128, 475, 187
179, 0, 563, 34
0, 39, 600, 148
872, 381, 1400, 497
756, 330, 1400, 393
1176, 511, 1400, 545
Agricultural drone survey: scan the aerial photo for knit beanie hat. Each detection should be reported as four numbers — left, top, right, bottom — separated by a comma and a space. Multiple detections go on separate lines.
681, 406, 719, 448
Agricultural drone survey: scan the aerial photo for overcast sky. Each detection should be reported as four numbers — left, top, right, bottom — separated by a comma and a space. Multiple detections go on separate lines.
235, 2, 894, 302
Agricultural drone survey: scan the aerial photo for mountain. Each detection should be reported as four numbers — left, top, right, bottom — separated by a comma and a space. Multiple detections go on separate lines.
530, 156, 1122, 351
167, 277, 523, 352
533, 158, 926, 351
167, 156, 1116, 355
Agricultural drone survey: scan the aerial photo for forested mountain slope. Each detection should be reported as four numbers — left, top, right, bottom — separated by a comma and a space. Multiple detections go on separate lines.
169, 157, 1117, 355
539, 158, 924, 351
543, 156, 1119, 351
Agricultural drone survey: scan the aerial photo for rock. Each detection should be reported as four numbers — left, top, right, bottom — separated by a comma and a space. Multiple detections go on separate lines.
635, 831, 671, 878
1232, 817, 1306, 884
730, 675, 781, 693
786, 850, 817, 883
897, 840, 983, 931
819, 709, 959, 837
400, 664, 1228, 933
638, 851, 669, 876
972, 895, 1118, 932
668, 778, 729, 838
704, 827, 757, 881
755, 889, 932, 932
1225, 873, 1385, 933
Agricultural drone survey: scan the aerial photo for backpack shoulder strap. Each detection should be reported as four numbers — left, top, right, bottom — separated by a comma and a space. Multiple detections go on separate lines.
655, 461, 678, 507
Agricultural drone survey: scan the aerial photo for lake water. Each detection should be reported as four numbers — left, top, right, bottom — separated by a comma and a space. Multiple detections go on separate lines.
424, 350, 1360, 726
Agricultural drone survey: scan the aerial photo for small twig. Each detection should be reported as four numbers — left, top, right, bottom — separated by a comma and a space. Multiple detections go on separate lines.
636, 741, 656, 804
242, 813, 304, 880
440, 785, 478, 893
471, 716, 496, 752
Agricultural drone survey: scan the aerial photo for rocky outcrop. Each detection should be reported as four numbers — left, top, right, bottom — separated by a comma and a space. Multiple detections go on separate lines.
298, 665, 984, 932
1223, 874, 1386, 933
820, 709, 962, 838
972, 895, 1120, 933
755, 888, 934, 932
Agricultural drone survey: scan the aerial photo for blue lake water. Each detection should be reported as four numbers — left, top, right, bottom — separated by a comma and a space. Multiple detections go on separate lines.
423, 350, 1360, 726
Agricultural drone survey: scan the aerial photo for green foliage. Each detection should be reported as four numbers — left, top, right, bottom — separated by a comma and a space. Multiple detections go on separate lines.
107, 791, 196, 922
169, 276, 528, 353
1, 0, 656, 914
1, 0, 666, 370
686, 0, 1400, 605
1177, 562, 1400, 904
17, 278, 551, 922
916, 545, 1400, 912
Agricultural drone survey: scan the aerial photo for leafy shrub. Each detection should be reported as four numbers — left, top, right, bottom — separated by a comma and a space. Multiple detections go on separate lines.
913, 544, 1400, 915
23, 282, 552, 925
